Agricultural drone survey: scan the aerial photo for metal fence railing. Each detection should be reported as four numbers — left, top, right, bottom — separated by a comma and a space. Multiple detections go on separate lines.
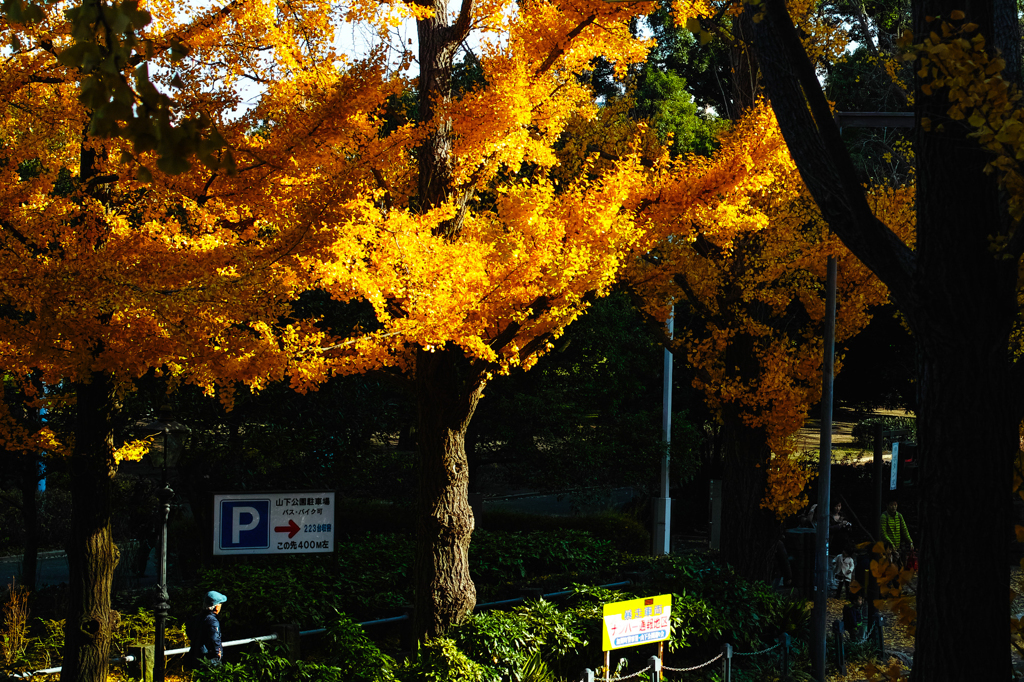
13, 581, 633, 678
580, 635, 794, 682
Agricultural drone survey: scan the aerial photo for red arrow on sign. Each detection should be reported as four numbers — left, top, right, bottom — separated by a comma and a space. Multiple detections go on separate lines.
274, 519, 300, 538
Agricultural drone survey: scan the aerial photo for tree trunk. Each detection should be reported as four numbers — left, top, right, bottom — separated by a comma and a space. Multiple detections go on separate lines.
718, 419, 778, 581
907, 6, 1019, 670
61, 373, 119, 682
413, 346, 484, 640
911, 345, 1016, 679
743, 0, 1024, 676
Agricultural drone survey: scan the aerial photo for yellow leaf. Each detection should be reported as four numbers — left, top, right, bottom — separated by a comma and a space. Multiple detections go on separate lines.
950, 9, 965, 19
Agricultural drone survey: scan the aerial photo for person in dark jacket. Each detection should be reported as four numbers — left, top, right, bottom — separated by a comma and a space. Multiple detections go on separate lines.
187, 590, 227, 667
842, 591, 865, 638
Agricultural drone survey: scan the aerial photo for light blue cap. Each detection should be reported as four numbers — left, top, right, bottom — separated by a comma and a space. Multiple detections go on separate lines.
204, 590, 227, 608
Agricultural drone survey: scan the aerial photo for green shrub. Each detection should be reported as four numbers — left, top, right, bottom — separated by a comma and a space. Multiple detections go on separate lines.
623, 553, 809, 650
333, 533, 415, 614
191, 643, 350, 682
185, 562, 350, 630
480, 511, 650, 554
187, 534, 414, 628
851, 416, 916, 449
450, 599, 585, 682
319, 614, 396, 682
111, 608, 187, 654
470, 529, 614, 584
398, 638, 496, 682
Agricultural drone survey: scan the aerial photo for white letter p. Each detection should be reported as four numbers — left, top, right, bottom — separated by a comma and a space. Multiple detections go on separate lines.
232, 506, 260, 543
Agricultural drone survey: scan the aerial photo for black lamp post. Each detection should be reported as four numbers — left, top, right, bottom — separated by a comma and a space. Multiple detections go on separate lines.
138, 407, 189, 682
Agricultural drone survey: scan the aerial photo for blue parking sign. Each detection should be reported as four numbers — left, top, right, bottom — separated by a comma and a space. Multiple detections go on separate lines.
213, 492, 335, 555
219, 499, 270, 550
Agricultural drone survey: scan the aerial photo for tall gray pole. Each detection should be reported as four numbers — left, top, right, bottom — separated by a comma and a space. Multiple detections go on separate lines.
811, 256, 837, 680
653, 309, 673, 555
154, 482, 173, 681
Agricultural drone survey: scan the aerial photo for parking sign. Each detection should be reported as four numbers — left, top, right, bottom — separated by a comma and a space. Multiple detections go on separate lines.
213, 492, 335, 555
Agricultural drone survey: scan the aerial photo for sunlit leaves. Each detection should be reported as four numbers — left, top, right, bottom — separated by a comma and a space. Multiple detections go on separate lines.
902, 14, 1024, 223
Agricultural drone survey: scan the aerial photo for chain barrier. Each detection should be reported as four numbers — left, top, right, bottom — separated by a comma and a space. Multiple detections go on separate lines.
856, 620, 879, 644
732, 641, 782, 657
605, 664, 652, 681
662, 652, 723, 672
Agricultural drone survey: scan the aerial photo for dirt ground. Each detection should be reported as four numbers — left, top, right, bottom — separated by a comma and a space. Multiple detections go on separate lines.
798, 407, 917, 680
793, 407, 912, 461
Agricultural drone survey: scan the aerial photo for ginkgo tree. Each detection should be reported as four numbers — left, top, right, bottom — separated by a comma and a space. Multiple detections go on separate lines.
622, 94, 914, 578
2, 0, 879, 674
0, 7, 340, 679
134, 0, 844, 644
581, 0, 915, 579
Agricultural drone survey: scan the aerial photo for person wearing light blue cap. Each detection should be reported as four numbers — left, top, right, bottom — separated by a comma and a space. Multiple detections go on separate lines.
186, 590, 227, 668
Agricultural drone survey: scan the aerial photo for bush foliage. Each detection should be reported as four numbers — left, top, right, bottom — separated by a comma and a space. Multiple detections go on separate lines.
6, 526, 812, 681
851, 416, 916, 449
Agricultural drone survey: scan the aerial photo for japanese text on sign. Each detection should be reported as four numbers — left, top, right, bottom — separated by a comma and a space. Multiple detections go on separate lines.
213, 491, 335, 556
602, 594, 672, 651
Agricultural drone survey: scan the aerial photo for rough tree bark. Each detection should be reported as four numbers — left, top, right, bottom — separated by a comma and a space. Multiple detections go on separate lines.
413, 346, 484, 640
61, 373, 120, 682
746, 0, 1023, 677
411, 0, 479, 640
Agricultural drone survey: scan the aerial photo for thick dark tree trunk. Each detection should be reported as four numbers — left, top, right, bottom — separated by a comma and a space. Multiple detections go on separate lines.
719, 419, 778, 581
911, 346, 1016, 679
413, 346, 484, 640
745, 0, 1024, 677
908, 46, 1019, 673
61, 374, 119, 682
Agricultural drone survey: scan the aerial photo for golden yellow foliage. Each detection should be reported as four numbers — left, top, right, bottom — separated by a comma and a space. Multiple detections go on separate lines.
900, 15, 1024, 223
625, 103, 914, 519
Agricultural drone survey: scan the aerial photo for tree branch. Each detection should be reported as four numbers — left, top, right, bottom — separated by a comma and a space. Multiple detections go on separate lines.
536, 14, 597, 75
746, 0, 917, 312
452, 0, 474, 44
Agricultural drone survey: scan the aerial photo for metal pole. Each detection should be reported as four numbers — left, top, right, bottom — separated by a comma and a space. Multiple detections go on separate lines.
870, 423, 883, 615
654, 309, 673, 555
154, 481, 173, 682
648, 655, 661, 682
722, 642, 733, 682
780, 633, 790, 680
873, 423, 883, 542
833, 619, 846, 676
811, 255, 837, 681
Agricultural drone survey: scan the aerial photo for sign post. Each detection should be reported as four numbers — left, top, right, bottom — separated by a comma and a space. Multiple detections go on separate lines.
213, 491, 335, 555
602, 594, 672, 651
890, 442, 899, 491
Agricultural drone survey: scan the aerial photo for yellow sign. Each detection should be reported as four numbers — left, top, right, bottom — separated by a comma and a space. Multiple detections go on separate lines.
602, 594, 672, 651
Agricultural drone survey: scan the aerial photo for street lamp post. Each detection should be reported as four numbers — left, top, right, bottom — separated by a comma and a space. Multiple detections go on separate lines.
138, 407, 189, 682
